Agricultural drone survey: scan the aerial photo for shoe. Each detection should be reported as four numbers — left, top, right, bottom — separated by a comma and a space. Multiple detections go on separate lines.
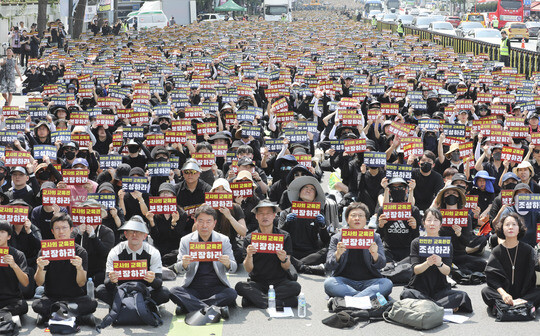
219, 306, 230, 320
241, 297, 253, 308
76, 314, 97, 327
36, 314, 48, 327
175, 305, 188, 316
302, 264, 326, 276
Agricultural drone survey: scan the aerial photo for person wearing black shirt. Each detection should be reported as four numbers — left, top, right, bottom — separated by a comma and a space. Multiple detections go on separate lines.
401, 208, 472, 312
121, 139, 152, 170
0, 221, 29, 317
411, 151, 445, 211
32, 214, 98, 326
6, 166, 40, 208
30, 182, 68, 241
235, 200, 301, 308
324, 202, 392, 299
482, 213, 540, 312
117, 167, 149, 222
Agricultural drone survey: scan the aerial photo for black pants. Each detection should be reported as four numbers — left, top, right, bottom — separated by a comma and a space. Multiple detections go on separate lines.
169, 285, 237, 313
481, 286, 540, 308
0, 298, 28, 316
454, 253, 486, 273
235, 278, 301, 308
292, 248, 328, 270
21, 265, 36, 300
501, 55, 510, 67
161, 250, 179, 267
88, 271, 105, 287
400, 288, 473, 313
32, 295, 97, 317
384, 247, 409, 264
95, 284, 170, 307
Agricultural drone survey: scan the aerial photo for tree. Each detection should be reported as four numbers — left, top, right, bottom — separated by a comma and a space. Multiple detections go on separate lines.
37, 0, 48, 38
72, 0, 88, 39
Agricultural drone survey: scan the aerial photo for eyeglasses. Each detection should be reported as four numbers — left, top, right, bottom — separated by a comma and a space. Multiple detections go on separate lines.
349, 213, 366, 219
183, 170, 198, 175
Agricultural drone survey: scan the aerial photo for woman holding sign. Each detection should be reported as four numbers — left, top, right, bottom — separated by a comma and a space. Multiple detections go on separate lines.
481, 213, 540, 313
401, 208, 473, 312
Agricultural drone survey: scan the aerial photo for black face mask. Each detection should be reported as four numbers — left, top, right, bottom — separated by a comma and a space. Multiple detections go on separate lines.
155, 157, 168, 162
504, 183, 517, 190
160, 123, 169, 131
445, 194, 459, 206
390, 188, 407, 202
165, 85, 173, 92
456, 184, 467, 191
128, 146, 139, 154
65, 151, 76, 160
451, 151, 460, 161
420, 162, 432, 173
38, 172, 50, 180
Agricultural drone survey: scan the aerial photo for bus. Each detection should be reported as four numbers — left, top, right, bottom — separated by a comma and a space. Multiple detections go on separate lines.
365, 0, 384, 16
387, 0, 400, 11
475, 0, 523, 27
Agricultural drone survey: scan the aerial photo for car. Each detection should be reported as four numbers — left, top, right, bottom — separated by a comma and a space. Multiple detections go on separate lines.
375, 12, 385, 20
446, 16, 461, 28
428, 21, 457, 35
455, 21, 484, 37
411, 16, 444, 29
525, 22, 540, 38
466, 28, 502, 44
381, 13, 398, 23
396, 14, 414, 25
501, 22, 529, 42
199, 13, 225, 21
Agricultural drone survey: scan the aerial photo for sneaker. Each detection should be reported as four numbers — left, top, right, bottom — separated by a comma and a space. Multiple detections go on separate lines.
76, 314, 97, 327
241, 297, 253, 308
36, 314, 48, 327
175, 305, 188, 316
219, 306, 230, 320
302, 264, 326, 276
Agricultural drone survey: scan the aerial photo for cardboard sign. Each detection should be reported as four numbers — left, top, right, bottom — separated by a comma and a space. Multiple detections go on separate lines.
40, 239, 76, 261
96, 114, 116, 127
87, 193, 116, 209
2, 106, 19, 117
52, 130, 71, 144
383, 203, 412, 221
441, 209, 469, 227
230, 181, 254, 198
123, 126, 144, 139
189, 242, 223, 262
291, 201, 321, 218
501, 189, 514, 206
72, 134, 92, 149
192, 153, 215, 168
363, 152, 387, 167
464, 195, 478, 210
403, 142, 424, 159
71, 206, 102, 226
114, 260, 147, 280
69, 112, 89, 127
145, 134, 165, 147
344, 138, 367, 154
517, 194, 540, 211
380, 103, 399, 115
165, 131, 186, 144
489, 130, 512, 144
122, 177, 149, 192
99, 154, 122, 169
294, 154, 312, 168
0, 206, 28, 224
212, 144, 228, 158
386, 164, 413, 180
0, 247, 8, 267
387, 122, 412, 138
33, 145, 57, 160
458, 142, 473, 159
341, 229, 374, 249
501, 146, 524, 164
42, 189, 71, 207
442, 124, 466, 138
63, 169, 89, 185
418, 236, 452, 257
147, 162, 171, 177
205, 192, 233, 209
197, 122, 217, 135
283, 129, 308, 143
5, 151, 31, 167
250, 233, 284, 253
148, 197, 177, 214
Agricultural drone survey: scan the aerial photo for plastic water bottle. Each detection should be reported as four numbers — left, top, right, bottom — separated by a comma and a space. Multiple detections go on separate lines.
87, 278, 95, 300
298, 293, 306, 318
268, 285, 276, 309
376, 292, 387, 306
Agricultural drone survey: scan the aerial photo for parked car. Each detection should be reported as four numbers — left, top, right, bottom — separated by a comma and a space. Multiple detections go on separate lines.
525, 22, 540, 38
428, 21, 457, 35
466, 28, 502, 44
381, 13, 398, 23
446, 16, 461, 28
455, 21, 484, 37
199, 13, 225, 21
411, 16, 444, 29
396, 14, 414, 25
501, 22, 529, 42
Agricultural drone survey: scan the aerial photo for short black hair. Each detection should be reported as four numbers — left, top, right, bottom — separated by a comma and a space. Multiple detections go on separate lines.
237, 145, 253, 155
0, 220, 12, 235
496, 213, 526, 240
423, 208, 443, 226
195, 142, 213, 152
345, 202, 370, 221
194, 204, 217, 221
50, 213, 73, 231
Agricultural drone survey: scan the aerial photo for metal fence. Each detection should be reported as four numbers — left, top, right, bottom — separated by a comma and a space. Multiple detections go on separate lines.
376, 21, 540, 78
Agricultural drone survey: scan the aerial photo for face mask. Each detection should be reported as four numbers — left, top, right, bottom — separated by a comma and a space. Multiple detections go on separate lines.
38, 172, 50, 180
65, 151, 76, 160
504, 183, 517, 190
390, 188, 406, 202
456, 184, 467, 191
160, 123, 169, 131
165, 85, 172, 92
128, 146, 139, 154
445, 194, 459, 206
155, 157, 168, 162
420, 162, 432, 173
492, 152, 502, 161
451, 151, 460, 161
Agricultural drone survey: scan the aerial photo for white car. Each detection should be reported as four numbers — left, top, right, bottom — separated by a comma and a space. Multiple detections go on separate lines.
396, 14, 414, 25
428, 21, 457, 35
382, 13, 398, 23
466, 28, 502, 44
199, 13, 226, 21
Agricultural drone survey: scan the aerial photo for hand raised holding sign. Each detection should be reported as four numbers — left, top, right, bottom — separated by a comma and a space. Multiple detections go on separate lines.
246, 244, 257, 257
218, 254, 231, 269
408, 216, 417, 229
109, 271, 119, 284
36, 257, 50, 270
182, 254, 192, 270
452, 224, 463, 237
70, 255, 84, 271
335, 241, 346, 261
143, 270, 155, 283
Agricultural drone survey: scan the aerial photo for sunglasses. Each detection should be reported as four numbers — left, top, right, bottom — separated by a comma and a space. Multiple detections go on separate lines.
183, 170, 198, 175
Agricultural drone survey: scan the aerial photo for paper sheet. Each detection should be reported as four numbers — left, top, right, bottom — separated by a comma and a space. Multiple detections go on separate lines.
267, 307, 295, 318
443, 310, 469, 324
344, 296, 372, 309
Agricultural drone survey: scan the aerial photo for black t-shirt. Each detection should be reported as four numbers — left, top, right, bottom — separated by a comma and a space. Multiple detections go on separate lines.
376, 206, 421, 249
339, 249, 371, 281
0, 247, 27, 301
412, 169, 445, 211
244, 228, 293, 282
43, 244, 88, 299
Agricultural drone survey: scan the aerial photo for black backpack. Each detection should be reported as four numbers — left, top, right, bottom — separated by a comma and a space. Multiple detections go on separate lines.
0, 311, 18, 336
97, 282, 163, 332
323, 297, 393, 329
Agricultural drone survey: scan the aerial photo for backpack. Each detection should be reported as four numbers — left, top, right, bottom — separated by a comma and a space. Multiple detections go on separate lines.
47, 302, 79, 335
0, 311, 18, 336
383, 299, 444, 330
97, 282, 163, 332
324, 297, 393, 329
380, 262, 413, 285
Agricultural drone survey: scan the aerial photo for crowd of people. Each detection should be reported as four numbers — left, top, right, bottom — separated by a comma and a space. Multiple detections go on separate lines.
1, 10, 540, 330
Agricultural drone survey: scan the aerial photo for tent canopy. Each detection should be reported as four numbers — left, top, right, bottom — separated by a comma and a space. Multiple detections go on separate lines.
215, 0, 247, 12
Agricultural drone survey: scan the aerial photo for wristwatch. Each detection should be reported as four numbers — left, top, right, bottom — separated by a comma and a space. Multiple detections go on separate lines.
281, 256, 289, 264
437, 262, 444, 268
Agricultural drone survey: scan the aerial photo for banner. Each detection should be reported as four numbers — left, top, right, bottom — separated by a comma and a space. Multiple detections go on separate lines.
41, 239, 76, 261
42, 189, 71, 207
0, 206, 29, 224
71, 207, 102, 226
230, 181, 253, 198
148, 197, 177, 214
33, 145, 57, 160
291, 201, 321, 218
113, 260, 147, 281
63, 169, 89, 185
205, 192, 233, 209
441, 209, 469, 227
418, 236, 451, 257
189, 242, 223, 262
250, 233, 284, 253
386, 163, 412, 180
341, 229, 374, 249
122, 177, 149, 192
5, 151, 31, 167
87, 193, 116, 209
383, 202, 412, 221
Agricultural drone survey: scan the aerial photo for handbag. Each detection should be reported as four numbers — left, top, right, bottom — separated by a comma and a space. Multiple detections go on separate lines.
494, 300, 536, 322
383, 299, 444, 330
